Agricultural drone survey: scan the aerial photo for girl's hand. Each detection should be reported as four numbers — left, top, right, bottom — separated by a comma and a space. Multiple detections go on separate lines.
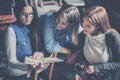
32, 52, 44, 68
32, 52, 44, 60
32, 52, 49, 71
60, 47, 71, 55
35, 63, 49, 71
86, 65, 94, 74
75, 74, 82, 80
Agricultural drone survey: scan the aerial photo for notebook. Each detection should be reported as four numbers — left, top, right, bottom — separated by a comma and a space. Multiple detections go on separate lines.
24, 57, 63, 65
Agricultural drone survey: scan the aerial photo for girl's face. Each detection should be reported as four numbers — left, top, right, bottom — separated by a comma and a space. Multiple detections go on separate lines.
82, 18, 97, 35
20, 6, 33, 25
56, 14, 70, 30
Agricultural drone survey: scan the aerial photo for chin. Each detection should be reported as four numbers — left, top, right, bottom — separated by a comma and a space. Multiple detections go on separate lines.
25, 22, 31, 25
56, 27, 62, 30
83, 31, 88, 34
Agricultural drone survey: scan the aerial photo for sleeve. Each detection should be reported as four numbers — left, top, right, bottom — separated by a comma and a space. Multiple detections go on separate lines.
94, 29, 120, 74
43, 13, 62, 53
94, 62, 120, 74
5, 27, 28, 70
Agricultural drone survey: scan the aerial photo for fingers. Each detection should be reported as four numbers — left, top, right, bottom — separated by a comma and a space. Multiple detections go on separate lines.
85, 65, 94, 74
29, 52, 49, 71
35, 63, 49, 71
41, 63, 49, 70
30, 52, 44, 68
32, 60, 44, 69
33, 63, 39, 68
75, 74, 82, 80
86, 69, 92, 74
33, 52, 44, 60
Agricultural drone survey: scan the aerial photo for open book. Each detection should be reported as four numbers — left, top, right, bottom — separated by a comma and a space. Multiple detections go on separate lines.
24, 57, 64, 65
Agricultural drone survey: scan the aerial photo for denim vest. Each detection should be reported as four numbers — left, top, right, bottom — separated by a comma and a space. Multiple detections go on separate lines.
11, 24, 32, 62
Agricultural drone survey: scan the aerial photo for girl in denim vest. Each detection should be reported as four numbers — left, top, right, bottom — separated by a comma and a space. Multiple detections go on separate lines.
3, 0, 45, 80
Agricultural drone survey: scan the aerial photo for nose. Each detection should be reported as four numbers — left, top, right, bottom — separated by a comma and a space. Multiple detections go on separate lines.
25, 13, 33, 19
25, 15, 29, 19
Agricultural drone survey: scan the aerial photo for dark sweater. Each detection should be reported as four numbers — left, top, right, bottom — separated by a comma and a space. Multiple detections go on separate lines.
76, 29, 120, 79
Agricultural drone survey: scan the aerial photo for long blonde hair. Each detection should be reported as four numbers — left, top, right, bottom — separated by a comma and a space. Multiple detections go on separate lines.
84, 6, 111, 33
58, 6, 80, 45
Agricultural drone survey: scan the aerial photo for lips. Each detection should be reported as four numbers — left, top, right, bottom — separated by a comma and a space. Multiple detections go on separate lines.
56, 26, 61, 29
26, 20, 30, 22
83, 30, 87, 32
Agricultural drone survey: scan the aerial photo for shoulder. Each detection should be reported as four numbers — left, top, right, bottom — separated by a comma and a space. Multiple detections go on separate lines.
8, 23, 21, 31
8, 23, 18, 29
5, 24, 16, 38
6, 25, 14, 32
105, 29, 120, 37
105, 29, 120, 44
44, 11, 56, 21
6, 23, 20, 34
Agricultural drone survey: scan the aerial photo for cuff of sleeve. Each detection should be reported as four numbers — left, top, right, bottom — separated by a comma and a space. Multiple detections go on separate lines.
53, 43, 62, 53
94, 65, 100, 73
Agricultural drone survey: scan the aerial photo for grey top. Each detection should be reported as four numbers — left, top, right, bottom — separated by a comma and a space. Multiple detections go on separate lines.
4, 27, 28, 76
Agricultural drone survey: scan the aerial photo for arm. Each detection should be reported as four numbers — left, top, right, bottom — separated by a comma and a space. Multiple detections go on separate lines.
94, 62, 120, 74
43, 12, 69, 54
93, 29, 120, 74
5, 27, 28, 70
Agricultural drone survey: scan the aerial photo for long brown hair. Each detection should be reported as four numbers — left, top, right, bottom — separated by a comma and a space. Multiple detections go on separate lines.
14, 0, 40, 52
84, 6, 111, 33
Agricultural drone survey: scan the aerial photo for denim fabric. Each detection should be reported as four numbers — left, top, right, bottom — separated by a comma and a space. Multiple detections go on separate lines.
12, 24, 32, 62
43, 11, 82, 53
